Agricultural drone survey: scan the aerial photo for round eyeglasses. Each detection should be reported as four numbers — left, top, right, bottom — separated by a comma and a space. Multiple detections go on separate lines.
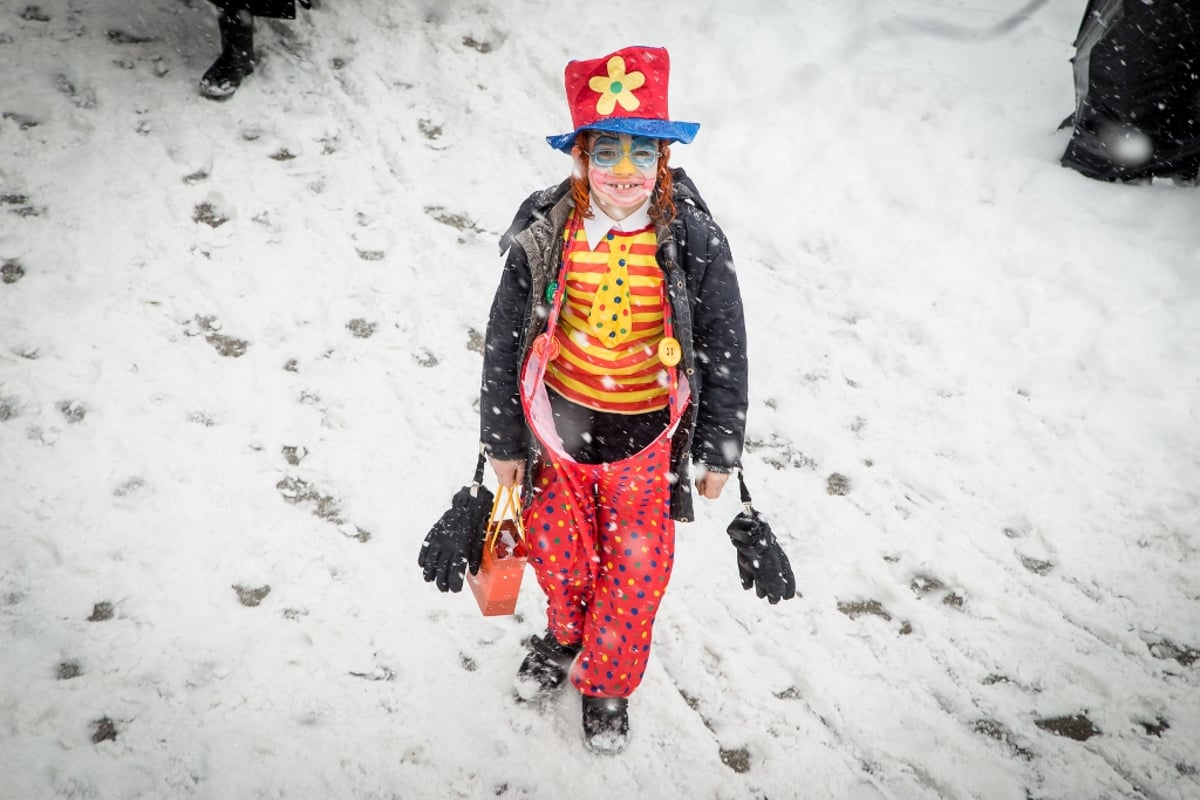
589, 143, 661, 168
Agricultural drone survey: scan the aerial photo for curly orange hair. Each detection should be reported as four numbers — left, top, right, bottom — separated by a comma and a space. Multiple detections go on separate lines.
569, 134, 676, 226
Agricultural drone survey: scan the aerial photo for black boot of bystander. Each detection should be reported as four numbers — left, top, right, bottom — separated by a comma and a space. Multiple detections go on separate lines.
199, 8, 255, 100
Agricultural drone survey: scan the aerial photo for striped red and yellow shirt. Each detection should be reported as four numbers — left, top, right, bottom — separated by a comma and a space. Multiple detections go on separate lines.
545, 217, 668, 414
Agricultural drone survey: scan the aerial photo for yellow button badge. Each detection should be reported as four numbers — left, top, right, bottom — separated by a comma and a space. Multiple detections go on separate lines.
657, 336, 681, 367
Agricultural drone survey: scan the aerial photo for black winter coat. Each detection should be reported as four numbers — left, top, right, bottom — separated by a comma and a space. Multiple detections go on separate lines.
208, 0, 296, 19
480, 168, 748, 522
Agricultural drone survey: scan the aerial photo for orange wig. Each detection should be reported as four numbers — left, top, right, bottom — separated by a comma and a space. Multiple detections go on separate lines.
569, 135, 677, 226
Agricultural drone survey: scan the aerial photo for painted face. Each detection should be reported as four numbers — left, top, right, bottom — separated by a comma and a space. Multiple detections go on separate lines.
586, 134, 660, 218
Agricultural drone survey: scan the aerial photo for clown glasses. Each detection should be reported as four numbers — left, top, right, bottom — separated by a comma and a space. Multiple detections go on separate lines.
588, 136, 660, 168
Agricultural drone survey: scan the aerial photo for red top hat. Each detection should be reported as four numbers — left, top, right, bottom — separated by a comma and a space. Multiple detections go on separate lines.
546, 45, 700, 152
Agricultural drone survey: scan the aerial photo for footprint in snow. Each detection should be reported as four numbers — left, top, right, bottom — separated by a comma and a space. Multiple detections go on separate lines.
826, 472, 851, 495
1018, 554, 1054, 575
1034, 713, 1100, 742
3, 193, 43, 218
106, 29, 158, 45
21, 6, 51, 22
837, 598, 912, 635
193, 202, 228, 228
57, 660, 83, 680
58, 400, 87, 424
185, 315, 249, 357
346, 318, 376, 338
2, 111, 41, 130
909, 573, 965, 608
87, 601, 114, 621
55, 74, 97, 109
0, 395, 21, 421
972, 718, 1035, 760
1146, 637, 1199, 667
91, 717, 118, 743
233, 584, 271, 607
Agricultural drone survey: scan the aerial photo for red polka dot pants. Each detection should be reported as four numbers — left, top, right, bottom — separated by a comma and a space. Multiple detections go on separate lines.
523, 449, 675, 698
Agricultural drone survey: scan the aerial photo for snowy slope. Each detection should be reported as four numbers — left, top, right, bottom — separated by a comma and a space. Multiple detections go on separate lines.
2, 1, 1198, 798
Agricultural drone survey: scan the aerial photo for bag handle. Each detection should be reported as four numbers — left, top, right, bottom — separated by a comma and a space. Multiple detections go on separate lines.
485, 484, 526, 552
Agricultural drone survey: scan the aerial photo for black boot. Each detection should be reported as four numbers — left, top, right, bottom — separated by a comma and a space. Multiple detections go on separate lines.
582, 695, 630, 754
199, 8, 255, 100
514, 631, 581, 702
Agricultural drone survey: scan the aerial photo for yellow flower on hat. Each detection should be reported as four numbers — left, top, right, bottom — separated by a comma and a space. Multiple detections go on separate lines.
588, 56, 645, 116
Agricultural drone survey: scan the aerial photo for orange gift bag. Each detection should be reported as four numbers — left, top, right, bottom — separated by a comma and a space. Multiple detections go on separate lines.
466, 485, 528, 616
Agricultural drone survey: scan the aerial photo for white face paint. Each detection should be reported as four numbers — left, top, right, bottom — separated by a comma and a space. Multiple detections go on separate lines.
585, 133, 660, 220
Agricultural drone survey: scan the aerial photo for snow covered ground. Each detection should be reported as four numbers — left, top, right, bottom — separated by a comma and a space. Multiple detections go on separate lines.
2, 0, 1198, 798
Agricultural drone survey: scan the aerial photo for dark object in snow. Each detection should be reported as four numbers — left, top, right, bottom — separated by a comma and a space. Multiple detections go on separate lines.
725, 470, 797, 604
1035, 713, 1101, 742
514, 630, 582, 702
837, 598, 891, 621
87, 602, 113, 621
207, 1, 303, 21
233, 584, 270, 607
346, 318, 377, 339
1147, 637, 1200, 667
192, 202, 228, 227
417, 451, 493, 593
20, 6, 51, 22
206, 333, 247, 357
826, 472, 851, 496
581, 695, 629, 755
57, 400, 86, 424
973, 718, 1035, 761
1141, 716, 1170, 737
1061, 0, 1200, 182
200, 8, 256, 100
198, 2, 312, 99
57, 660, 83, 680
1019, 554, 1054, 575
2, 259, 25, 284
719, 747, 752, 774
91, 717, 118, 744
107, 29, 158, 45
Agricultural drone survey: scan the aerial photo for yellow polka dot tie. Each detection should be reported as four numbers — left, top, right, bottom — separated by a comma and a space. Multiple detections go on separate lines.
587, 235, 633, 348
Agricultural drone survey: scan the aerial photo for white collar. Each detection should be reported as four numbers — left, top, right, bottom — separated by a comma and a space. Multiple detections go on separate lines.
581, 198, 652, 251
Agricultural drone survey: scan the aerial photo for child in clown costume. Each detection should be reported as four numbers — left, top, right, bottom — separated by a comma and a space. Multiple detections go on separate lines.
480, 45, 794, 754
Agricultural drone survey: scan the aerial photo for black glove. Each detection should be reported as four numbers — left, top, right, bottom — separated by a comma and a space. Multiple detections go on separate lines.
725, 472, 797, 604
418, 457, 494, 593
298, 0, 312, 9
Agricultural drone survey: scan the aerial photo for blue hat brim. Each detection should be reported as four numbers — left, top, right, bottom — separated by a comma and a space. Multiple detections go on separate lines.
546, 118, 700, 152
